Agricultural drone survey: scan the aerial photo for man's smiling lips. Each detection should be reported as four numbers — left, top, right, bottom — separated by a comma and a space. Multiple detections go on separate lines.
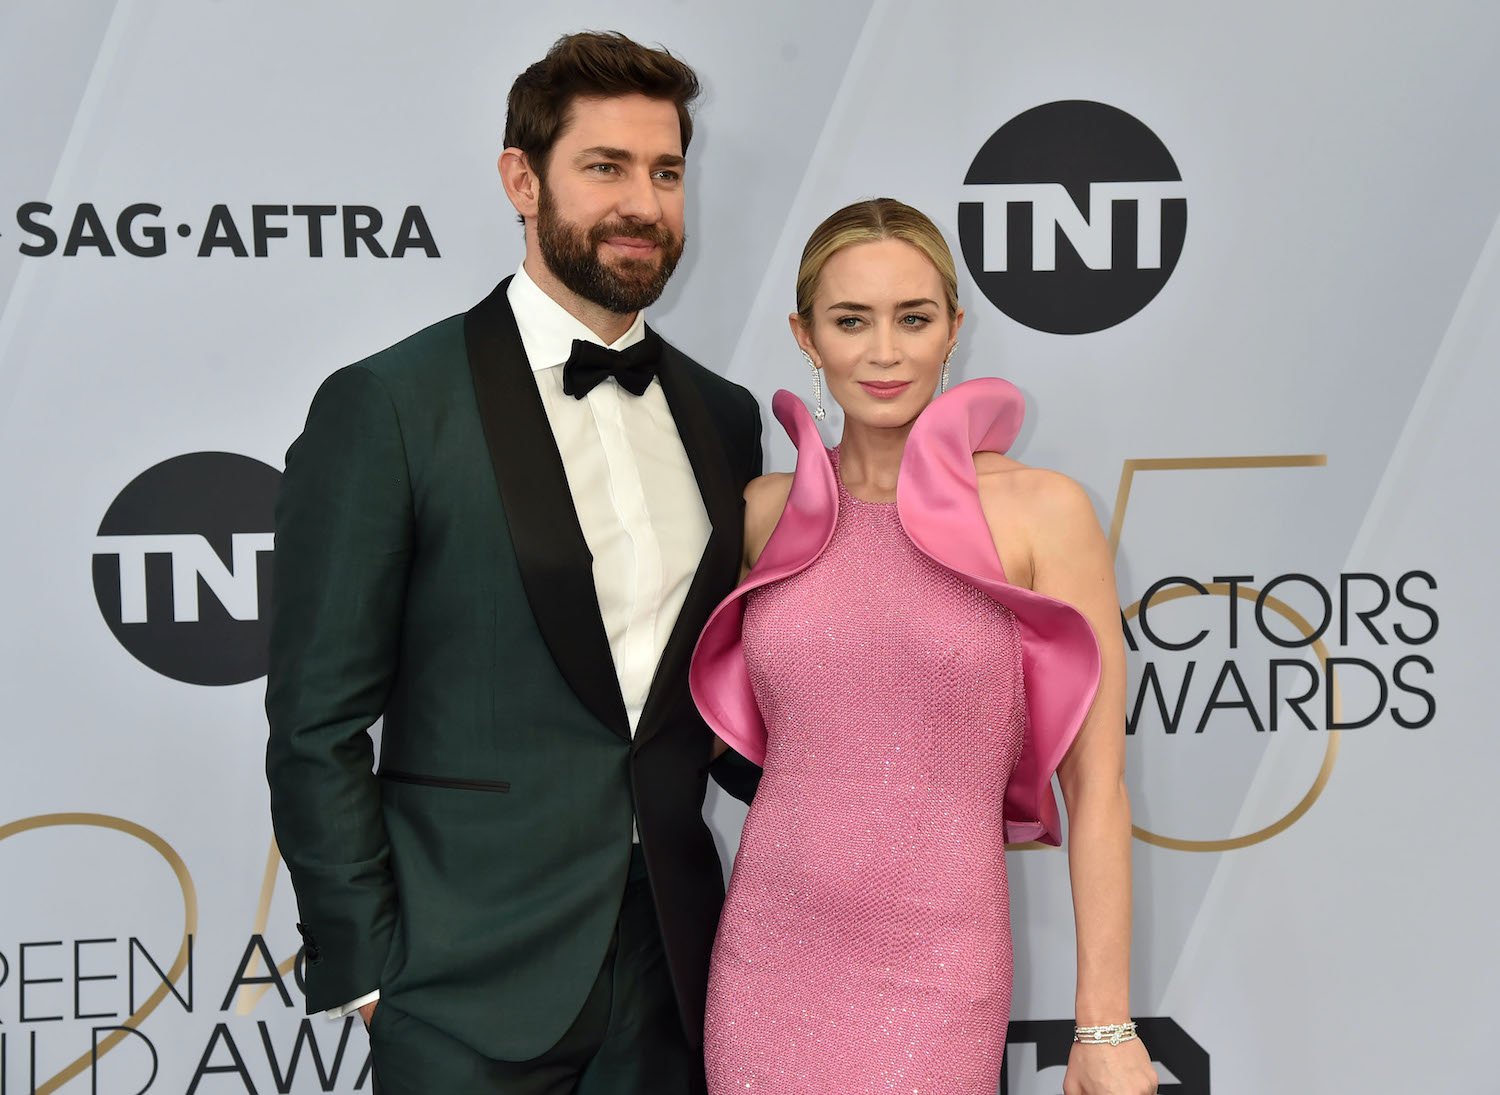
602, 236, 660, 259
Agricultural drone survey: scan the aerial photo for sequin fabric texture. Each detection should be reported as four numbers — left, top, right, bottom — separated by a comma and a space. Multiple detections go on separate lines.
704, 449, 1027, 1094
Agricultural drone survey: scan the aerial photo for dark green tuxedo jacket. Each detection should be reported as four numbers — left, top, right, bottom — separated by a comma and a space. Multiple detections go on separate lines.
265, 278, 762, 1061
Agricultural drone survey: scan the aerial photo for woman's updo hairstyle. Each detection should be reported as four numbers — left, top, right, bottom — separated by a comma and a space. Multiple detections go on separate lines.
794, 198, 960, 326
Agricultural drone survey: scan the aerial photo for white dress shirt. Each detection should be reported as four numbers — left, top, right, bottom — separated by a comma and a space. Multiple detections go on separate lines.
330, 265, 710, 1018
506, 263, 711, 731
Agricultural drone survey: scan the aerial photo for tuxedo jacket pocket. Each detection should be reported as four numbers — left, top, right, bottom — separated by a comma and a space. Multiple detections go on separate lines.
378, 769, 511, 793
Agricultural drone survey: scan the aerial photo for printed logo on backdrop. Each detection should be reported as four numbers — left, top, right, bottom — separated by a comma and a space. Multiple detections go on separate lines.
0, 813, 372, 1093
1113, 456, 1437, 852
93, 453, 280, 686
1003, 1018, 1208, 1094
958, 100, 1187, 334
6, 203, 439, 257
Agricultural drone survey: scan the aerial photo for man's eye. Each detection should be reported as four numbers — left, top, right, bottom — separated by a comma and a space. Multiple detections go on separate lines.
589, 163, 620, 175
654, 170, 682, 183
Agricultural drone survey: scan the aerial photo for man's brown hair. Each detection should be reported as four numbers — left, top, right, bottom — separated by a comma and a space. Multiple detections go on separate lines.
504, 31, 701, 177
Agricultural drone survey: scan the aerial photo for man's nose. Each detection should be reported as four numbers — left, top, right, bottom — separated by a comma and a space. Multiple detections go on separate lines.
615, 169, 663, 224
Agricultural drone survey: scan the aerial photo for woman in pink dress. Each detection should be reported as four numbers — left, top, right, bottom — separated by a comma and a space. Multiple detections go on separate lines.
691, 199, 1157, 1095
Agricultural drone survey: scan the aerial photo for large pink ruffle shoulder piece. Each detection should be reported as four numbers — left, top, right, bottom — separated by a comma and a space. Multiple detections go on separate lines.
690, 379, 1102, 846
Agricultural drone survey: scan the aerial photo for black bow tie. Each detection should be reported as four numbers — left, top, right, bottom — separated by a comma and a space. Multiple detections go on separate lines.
561, 330, 663, 399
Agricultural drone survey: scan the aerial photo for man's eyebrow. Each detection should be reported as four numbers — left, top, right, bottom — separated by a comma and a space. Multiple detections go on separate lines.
571, 147, 686, 168
573, 145, 633, 161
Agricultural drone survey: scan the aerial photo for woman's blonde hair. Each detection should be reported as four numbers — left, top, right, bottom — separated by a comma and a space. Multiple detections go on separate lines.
794, 198, 960, 325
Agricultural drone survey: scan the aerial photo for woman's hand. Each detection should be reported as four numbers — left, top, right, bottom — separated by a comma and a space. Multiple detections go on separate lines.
1063, 1038, 1158, 1094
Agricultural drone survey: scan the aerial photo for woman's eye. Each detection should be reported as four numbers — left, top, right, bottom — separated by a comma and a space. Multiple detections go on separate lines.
900, 314, 931, 327
835, 316, 862, 329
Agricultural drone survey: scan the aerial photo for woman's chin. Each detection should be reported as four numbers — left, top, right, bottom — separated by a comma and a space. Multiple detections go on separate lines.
837, 399, 928, 432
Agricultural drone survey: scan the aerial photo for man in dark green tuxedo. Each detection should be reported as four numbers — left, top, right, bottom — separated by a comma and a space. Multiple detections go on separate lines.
266, 31, 761, 1095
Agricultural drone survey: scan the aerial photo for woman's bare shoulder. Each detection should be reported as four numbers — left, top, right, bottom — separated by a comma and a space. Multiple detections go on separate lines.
974, 455, 1094, 525
743, 473, 795, 568
975, 453, 1082, 496
744, 472, 794, 514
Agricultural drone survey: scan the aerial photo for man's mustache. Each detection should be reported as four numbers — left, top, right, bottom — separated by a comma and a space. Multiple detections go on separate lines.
589, 221, 678, 248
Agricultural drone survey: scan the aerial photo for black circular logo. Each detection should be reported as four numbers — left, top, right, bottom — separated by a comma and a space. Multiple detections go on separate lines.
958, 100, 1187, 334
93, 452, 280, 686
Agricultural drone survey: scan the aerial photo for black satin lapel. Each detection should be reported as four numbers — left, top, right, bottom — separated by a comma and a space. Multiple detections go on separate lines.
635, 344, 743, 748
464, 279, 630, 739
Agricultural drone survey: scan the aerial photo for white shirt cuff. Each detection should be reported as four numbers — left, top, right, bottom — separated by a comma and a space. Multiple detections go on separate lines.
326, 989, 380, 1019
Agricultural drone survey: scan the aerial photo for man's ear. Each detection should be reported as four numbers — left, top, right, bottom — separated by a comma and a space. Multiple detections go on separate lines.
499, 147, 540, 220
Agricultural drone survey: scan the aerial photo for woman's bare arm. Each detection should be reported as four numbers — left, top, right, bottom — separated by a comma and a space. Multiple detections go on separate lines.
710, 473, 795, 760
981, 467, 1156, 1094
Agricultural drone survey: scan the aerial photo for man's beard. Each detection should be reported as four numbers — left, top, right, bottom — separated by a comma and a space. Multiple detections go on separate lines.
536, 183, 684, 314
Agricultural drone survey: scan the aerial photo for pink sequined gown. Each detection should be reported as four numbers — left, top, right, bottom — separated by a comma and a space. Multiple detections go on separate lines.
703, 447, 1027, 1094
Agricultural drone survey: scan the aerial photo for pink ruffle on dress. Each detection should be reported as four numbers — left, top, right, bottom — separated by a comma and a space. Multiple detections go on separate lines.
691, 380, 1101, 1093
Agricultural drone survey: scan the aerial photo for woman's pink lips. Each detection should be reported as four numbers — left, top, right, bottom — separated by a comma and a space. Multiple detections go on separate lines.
858, 380, 911, 399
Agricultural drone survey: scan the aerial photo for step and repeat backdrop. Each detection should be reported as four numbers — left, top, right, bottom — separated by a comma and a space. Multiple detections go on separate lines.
3, 1, 1497, 1091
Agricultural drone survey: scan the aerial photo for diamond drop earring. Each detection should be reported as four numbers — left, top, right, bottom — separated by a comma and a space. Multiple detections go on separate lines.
804, 351, 827, 420
940, 340, 958, 394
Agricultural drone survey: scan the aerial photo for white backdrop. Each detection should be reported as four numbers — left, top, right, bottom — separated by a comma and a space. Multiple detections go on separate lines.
3, 2, 1497, 1091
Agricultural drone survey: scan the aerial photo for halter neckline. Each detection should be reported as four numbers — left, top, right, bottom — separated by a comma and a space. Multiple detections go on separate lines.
830, 445, 897, 507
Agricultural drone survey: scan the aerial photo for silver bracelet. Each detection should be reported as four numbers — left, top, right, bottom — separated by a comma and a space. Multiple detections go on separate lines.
1073, 1021, 1138, 1046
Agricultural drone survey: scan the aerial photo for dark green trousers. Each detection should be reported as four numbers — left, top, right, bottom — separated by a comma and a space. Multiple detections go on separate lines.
368, 847, 701, 1095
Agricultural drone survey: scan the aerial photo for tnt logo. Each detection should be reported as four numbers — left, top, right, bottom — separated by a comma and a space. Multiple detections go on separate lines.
93, 452, 280, 685
1002, 1018, 1208, 1093
958, 100, 1187, 334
